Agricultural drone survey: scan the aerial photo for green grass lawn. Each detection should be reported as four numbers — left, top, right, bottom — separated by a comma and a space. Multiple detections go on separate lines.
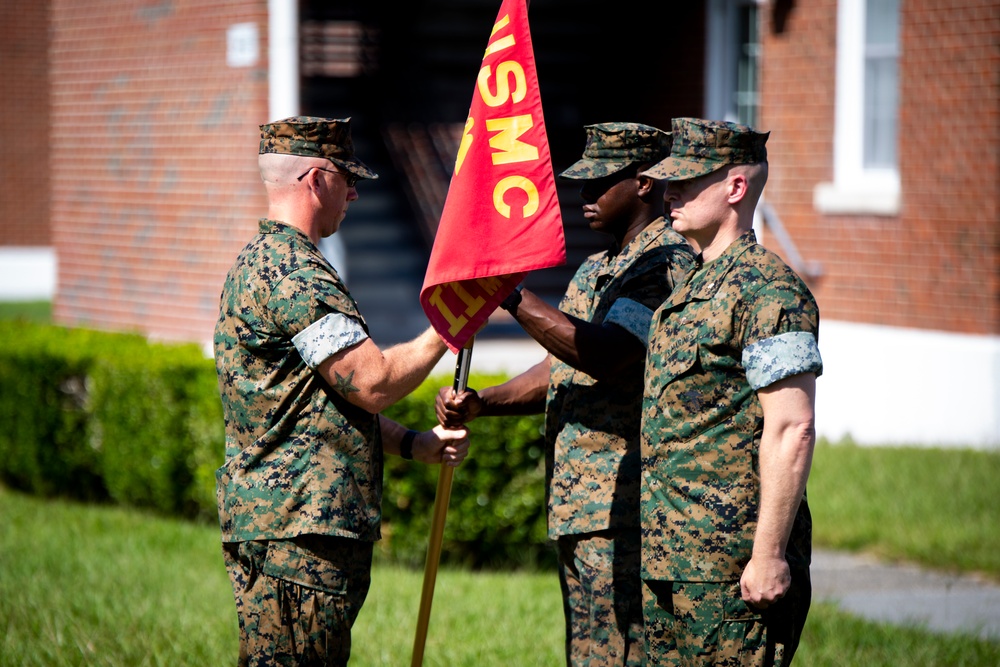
2, 472, 999, 667
0, 489, 234, 666
810, 439, 1000, 578
0, 300, 51, 323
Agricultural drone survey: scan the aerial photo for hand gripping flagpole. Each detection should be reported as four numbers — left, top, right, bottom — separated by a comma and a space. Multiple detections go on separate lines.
411, 337, 474, 667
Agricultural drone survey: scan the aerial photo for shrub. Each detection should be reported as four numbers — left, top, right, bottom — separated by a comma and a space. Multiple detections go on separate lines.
0, 321, 224, 518
88, 341, 223, 518
0, 322, 135, 500
0, 321, 555, 568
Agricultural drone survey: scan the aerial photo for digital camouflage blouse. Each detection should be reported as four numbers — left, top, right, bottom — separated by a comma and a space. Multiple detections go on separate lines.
214, 219, 381, 544
641, 231, 822, 582
545, 217, 694, 539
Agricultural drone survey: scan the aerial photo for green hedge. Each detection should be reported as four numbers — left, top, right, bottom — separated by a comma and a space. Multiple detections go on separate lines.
0, 321, 223, 519
0, 322, 112, 500
88, 342, 225, 517
0, 321, 554, 569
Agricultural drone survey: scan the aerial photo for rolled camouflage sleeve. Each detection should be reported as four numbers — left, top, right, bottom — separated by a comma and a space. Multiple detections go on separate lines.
269, 264, 368, 361
743, 331, 822, 390
604, 297, 655, 343
740, 276, 822, 390
293, 313, 368, 368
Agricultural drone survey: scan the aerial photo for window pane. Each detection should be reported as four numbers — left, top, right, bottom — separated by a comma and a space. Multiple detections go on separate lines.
864, 57, 898, 168
736, 4, 760, 127
866, 0, 899, 47
863, 0, 899, 170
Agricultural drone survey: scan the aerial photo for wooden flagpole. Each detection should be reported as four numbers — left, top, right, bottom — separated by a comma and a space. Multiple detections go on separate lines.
410, 338, 474, 667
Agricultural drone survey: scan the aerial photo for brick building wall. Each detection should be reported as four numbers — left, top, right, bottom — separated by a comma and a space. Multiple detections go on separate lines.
50, 0, 269, 342
760, 0, 999, 336
44, 1, 1000, 344
2, 0, 51, 247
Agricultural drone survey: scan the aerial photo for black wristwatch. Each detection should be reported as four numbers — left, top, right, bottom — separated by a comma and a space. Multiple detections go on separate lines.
499, 286, 523, 313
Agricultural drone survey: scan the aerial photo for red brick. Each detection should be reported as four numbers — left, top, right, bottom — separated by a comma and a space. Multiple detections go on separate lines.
761, 0, 999, 335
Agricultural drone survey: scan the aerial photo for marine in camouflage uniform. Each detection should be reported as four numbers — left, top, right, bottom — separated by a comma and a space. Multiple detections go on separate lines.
637, 118, 823, 666
436, 123, 694, 667
215, 117, 468, 667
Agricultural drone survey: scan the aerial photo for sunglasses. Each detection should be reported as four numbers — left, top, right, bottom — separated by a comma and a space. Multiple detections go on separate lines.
296, 167, 359, 188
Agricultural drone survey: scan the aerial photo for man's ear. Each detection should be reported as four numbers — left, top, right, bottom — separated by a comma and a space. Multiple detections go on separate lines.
727, 172, 750, 204
303, 169, 324, 197
636, 174, 658, 198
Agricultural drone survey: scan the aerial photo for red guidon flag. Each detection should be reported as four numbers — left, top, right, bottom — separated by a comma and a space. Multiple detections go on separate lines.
420, 0, 566, 352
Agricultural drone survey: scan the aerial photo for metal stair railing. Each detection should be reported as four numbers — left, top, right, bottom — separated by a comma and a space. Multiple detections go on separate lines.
755, 199, 823, 282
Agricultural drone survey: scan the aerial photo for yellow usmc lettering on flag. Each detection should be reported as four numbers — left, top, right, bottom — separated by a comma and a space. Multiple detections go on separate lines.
456, 14, 540, 218
428, 13, 543, 337
420, 0, 564, 352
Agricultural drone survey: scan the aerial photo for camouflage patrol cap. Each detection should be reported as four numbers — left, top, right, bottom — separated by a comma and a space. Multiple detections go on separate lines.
559, 122, 672, 180
641, 117, 768, 181
259, 116, 379, 181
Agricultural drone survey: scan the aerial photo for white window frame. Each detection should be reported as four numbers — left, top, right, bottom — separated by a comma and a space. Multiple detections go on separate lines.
814, 0, 900, 215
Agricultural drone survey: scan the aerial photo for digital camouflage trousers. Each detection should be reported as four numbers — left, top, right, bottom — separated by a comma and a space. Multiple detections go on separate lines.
223, 534, 373, 667
641, 573, 811, 667
558, 528, 644, 667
